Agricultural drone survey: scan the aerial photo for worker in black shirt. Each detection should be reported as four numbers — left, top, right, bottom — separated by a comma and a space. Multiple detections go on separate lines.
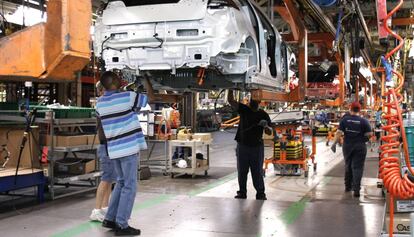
331, 102, 372, 198
228, 90, 272, 200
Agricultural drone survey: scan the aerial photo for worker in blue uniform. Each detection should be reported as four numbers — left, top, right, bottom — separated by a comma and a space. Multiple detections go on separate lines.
331, 101, 372, 198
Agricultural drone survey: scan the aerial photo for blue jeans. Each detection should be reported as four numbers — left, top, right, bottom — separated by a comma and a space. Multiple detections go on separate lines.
98, 144, 117, 182
105, 153, 138, 228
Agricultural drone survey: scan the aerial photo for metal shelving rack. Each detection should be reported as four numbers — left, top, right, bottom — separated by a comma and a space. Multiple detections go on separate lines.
139, 110, 170, 175
41, 114, 101, 200
0, 112, 102, 200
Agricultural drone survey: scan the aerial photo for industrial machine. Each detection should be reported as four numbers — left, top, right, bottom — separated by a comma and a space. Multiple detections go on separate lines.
263, 110, 316, 177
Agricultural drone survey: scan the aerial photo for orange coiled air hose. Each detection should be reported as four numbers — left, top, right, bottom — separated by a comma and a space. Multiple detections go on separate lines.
378, 1, 412, 236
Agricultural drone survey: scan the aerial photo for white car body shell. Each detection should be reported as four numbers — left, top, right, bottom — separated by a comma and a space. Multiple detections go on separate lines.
94, 0, 290, 91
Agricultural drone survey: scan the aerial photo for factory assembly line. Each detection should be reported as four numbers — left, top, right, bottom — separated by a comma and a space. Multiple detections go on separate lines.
0, 0, 413, 236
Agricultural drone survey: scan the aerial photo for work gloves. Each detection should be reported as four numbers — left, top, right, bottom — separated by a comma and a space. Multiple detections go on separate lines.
259, 120, 268, 127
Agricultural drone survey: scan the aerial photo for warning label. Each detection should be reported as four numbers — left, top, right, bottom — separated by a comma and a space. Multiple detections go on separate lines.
397, 200, 414, 212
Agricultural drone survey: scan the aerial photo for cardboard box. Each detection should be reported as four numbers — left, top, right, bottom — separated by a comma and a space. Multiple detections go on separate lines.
44, 135, 88, 147
196, 159, 208, 167
86, 134, 100, 145
177, 133, 192, 141
192, 133, 212, 142
0, 127, 40, 169
54, 158, 96, 175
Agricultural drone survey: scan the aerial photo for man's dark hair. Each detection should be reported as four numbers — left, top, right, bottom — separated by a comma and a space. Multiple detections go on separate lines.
100, 71, 118, 90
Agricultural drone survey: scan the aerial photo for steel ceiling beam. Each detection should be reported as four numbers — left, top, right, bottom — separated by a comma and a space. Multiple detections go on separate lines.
298, 0, 336, 35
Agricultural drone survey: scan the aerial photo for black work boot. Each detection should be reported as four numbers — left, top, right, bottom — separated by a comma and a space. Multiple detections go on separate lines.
234, 191, 247, 199
115, 225, 141, 236
256, 193, 267, 200
102, 219, 116, 229
353, 190, 360, 198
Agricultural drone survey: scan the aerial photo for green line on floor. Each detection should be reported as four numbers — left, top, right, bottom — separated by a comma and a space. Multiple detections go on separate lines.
188, 172, 237, 197
132, 194, 175, 212
51, 173, 238, 237
50, 222, 101, 237
277, 176, 332, 226
279, 196, 311, 225
259, 176, 333, 237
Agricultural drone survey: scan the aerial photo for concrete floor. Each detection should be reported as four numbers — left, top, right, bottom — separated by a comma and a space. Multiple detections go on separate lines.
0, 131, 385, 237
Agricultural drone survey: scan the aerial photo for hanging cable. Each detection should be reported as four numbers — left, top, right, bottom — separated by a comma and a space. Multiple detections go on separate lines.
377, 1, 412, 237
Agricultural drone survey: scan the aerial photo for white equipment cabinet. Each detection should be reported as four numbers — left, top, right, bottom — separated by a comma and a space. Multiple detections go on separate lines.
169, 139, 211, 178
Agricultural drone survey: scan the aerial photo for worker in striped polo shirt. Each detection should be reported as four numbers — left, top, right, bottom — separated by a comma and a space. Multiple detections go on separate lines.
96, 71, 147, 236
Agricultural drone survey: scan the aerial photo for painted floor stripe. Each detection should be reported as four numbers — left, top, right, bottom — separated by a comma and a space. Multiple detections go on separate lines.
259, 176, 333, 237
279, 196, 311, 225
51, 173, 238, 237
52, 173, 332, 237
188, 172, 237, 197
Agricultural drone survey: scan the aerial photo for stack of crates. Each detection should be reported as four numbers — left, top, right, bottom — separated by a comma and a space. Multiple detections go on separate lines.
274, 140, 303, 160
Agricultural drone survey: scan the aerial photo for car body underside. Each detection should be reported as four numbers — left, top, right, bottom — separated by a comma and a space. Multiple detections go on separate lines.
94, 0, 293, 92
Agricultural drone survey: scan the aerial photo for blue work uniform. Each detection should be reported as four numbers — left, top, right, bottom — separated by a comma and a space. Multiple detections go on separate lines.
339, 114, 372, 192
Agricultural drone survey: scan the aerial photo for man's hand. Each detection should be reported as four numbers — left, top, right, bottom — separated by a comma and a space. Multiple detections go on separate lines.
259, 120, 272, 135
258, 120, 268, 127
264, 126, 272, 136
331, 142, 337, 153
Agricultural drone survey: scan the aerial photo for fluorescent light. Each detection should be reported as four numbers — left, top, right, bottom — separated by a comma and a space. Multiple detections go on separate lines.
28, 0, 40, 5
351, 56, 364, 63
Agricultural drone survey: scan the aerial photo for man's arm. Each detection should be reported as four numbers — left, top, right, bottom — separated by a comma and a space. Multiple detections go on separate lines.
331, 120, 345, 152
142, 75, 182, 103
364, 119, 373, 138
263, 112, 272, 135
227, 90, 239, 111
332, 130, 343, 145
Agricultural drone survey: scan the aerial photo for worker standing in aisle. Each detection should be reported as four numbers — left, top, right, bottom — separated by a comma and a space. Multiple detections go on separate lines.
228, 90, 272, 200
96, 71, 148, 236
89, 82, 118, 222
331, 102, 372, 198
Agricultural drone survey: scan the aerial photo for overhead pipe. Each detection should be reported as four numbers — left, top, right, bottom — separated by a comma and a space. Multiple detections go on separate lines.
353, 0, 373, 50
376, 1, 412, 237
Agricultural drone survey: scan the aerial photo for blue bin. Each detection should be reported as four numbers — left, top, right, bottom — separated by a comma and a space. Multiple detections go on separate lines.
405, 126, 414, 165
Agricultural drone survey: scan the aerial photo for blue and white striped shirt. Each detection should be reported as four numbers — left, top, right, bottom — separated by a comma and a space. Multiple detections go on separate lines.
96, 91, 148, 159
